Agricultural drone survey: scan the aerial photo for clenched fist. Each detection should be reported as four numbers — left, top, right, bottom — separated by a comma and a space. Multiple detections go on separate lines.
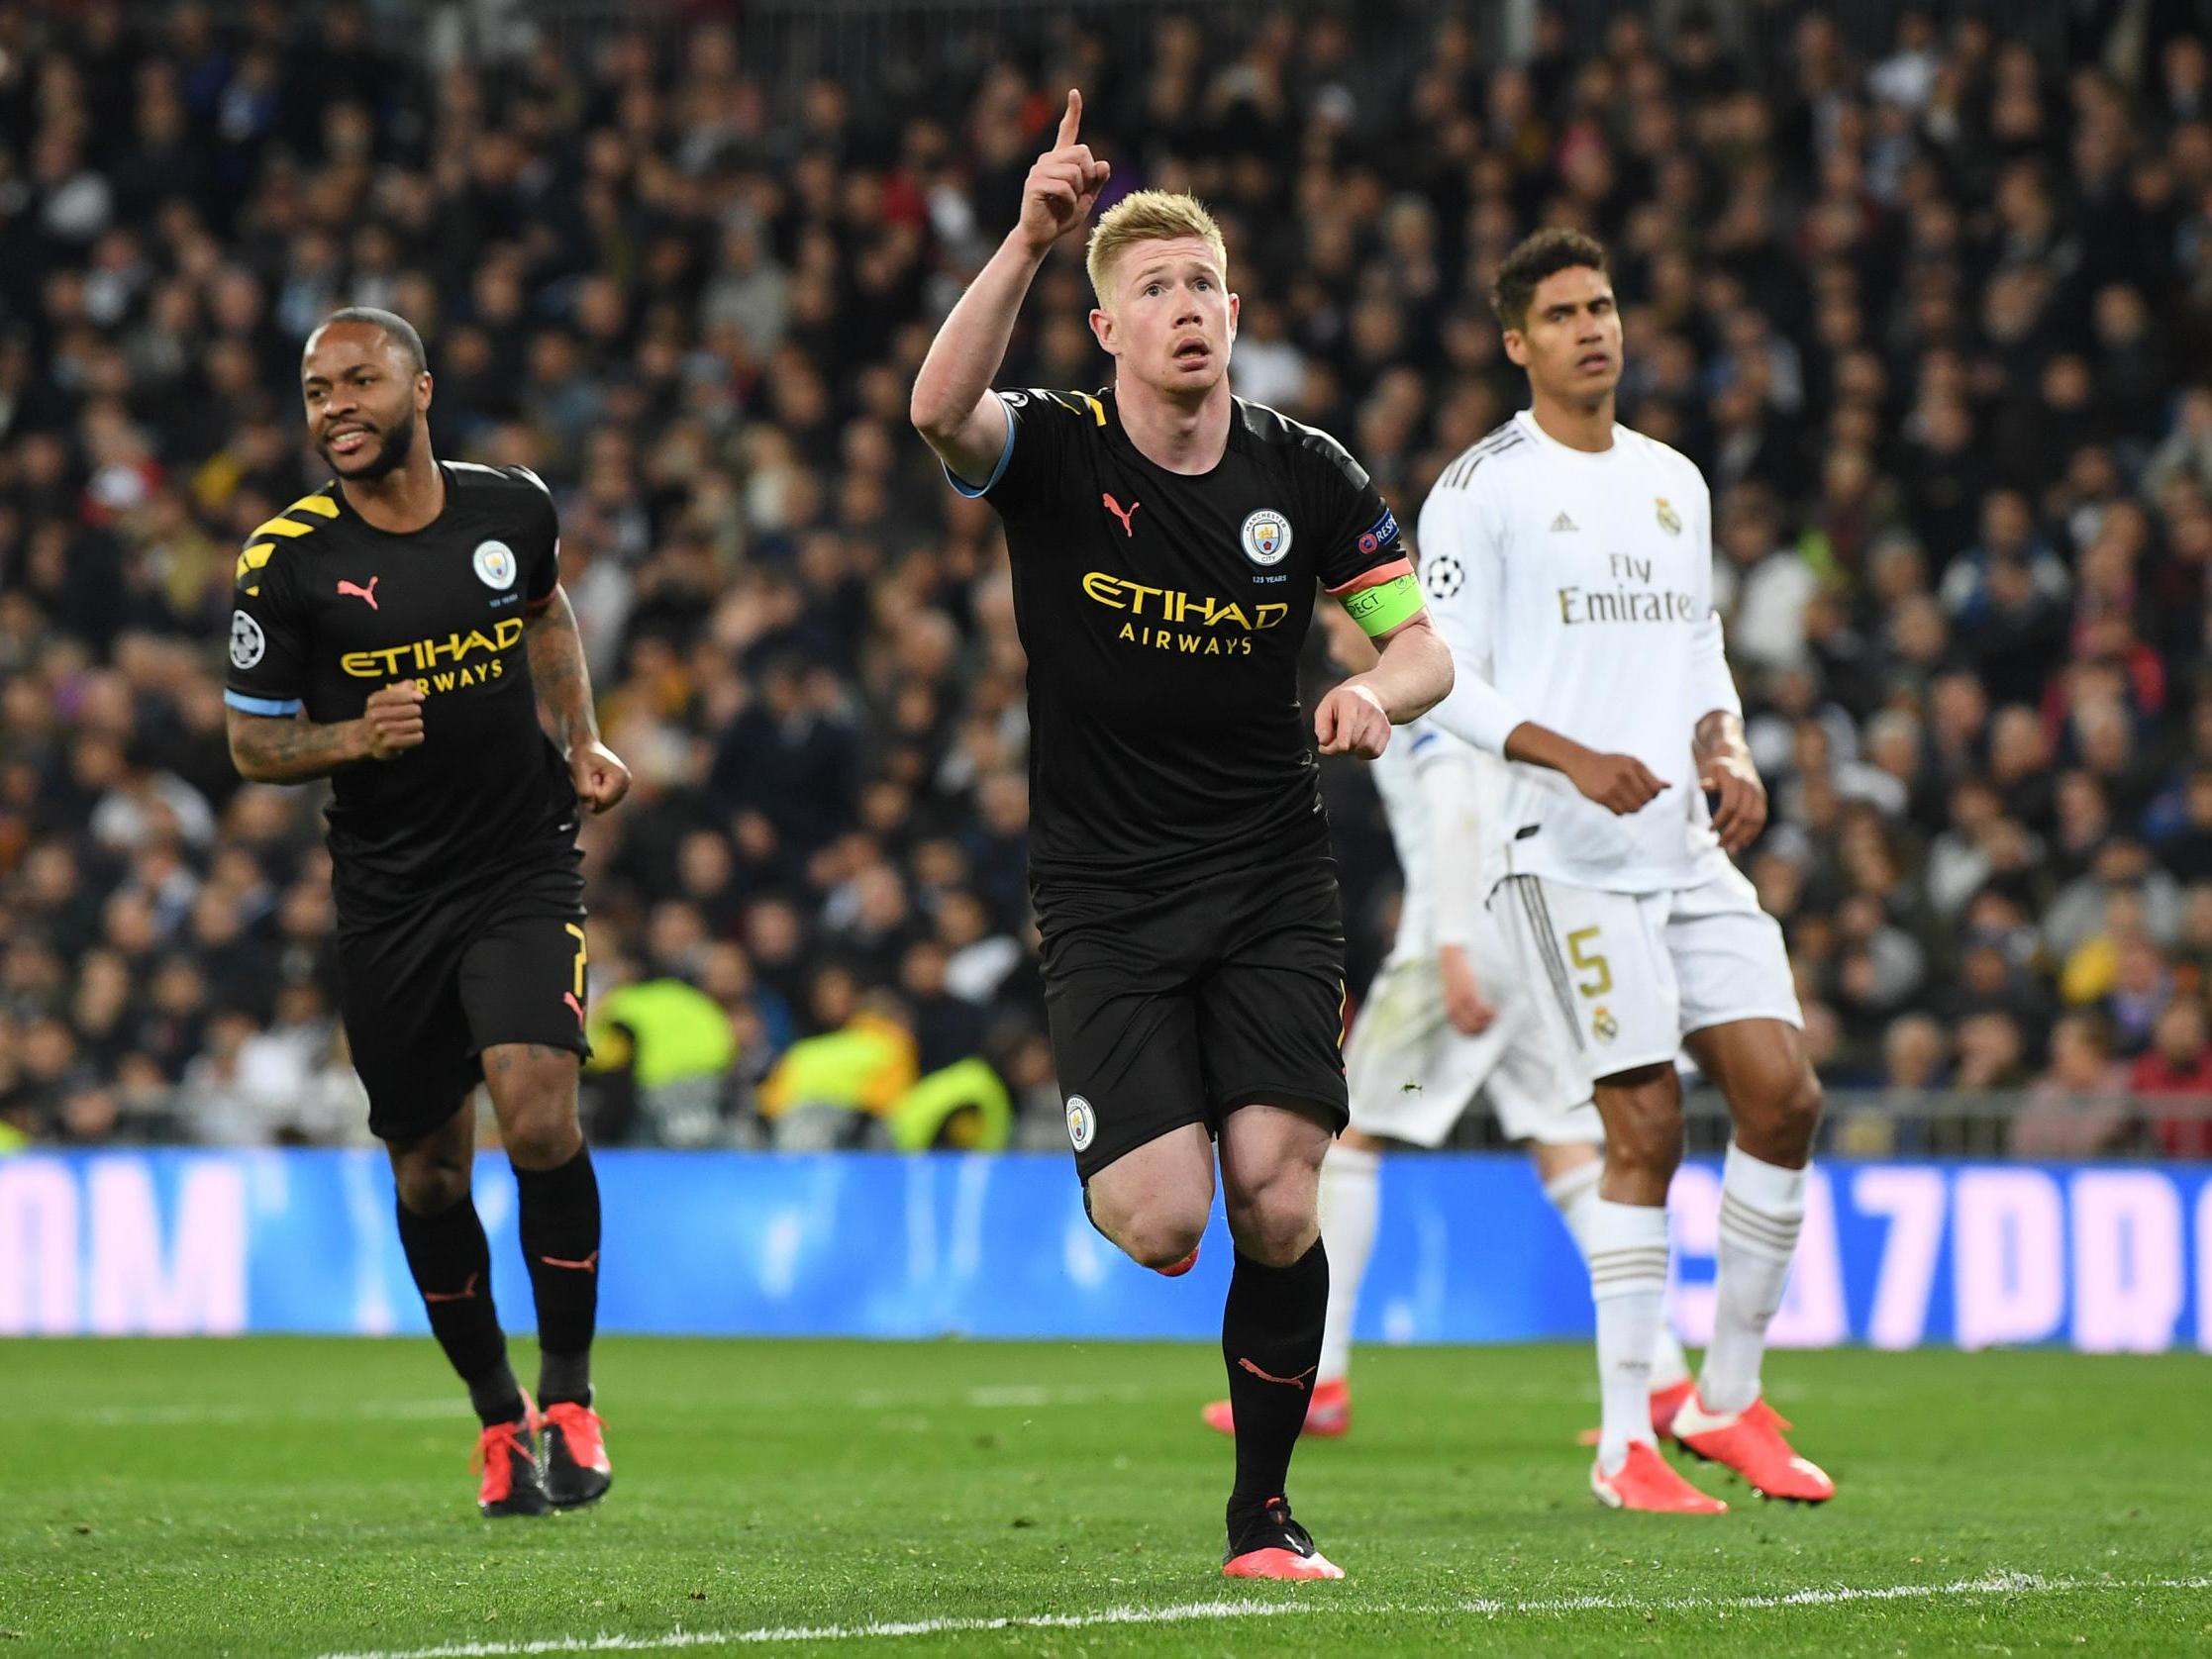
1699, 747, 1767, 854
1315, 682, 1392, 759
1562, 748, 1666, 815
570, 738, 632, 815
362, 681, 426, 760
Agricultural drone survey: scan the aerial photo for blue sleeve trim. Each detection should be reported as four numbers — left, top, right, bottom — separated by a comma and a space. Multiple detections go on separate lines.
942, 395, 1017, 498
225, 690, 303, 717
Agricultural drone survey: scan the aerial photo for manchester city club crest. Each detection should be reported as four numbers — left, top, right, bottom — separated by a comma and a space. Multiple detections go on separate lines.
1064, 1095, 1096, 1151
472, 538, 518, 590
1656, 498, 1682, 536
1241, 508, 1292, 566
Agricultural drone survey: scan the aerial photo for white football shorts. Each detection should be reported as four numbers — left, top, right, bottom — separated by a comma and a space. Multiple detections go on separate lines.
1344, 910, 1599, 1147
1492, 859, 1803, 1094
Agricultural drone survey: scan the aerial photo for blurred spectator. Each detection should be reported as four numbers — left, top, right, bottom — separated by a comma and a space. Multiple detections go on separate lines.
757, 990, 919, 1149
2130, 999, 2212, 1156
583, 969, 742, 1147
1881, 1015, 1950, 1093
1714, 485, 1820, 671
1831, 1011, 1948, 1155
2013, 1014, 2137, 1158
1953, 1012, 2031, 1092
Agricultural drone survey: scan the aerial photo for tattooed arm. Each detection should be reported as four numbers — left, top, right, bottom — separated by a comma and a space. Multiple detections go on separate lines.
525, 586, 597, 752
227, 683, 424, 781
526, 585, 631, 813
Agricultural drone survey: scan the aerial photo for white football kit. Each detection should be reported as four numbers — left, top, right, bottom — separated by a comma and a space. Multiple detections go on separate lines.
1344, 719, 1599, 1146
1420, 412, 1801, 1090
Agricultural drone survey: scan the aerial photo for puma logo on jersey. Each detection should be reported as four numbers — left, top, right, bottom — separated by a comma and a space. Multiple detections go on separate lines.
337, 577, 380, 610
1551, 512, 1578, 533
1102, 492, 1141, 537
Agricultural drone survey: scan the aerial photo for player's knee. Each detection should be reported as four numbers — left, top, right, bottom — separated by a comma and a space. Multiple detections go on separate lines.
1755, 1068, 1823, 1156
393, 1151, 470, 1216
500, 1093, 582, 1169
1116, 1207, 1210, 1271
1610, 1125, 1683, 1191
1224, 1182, 1318, 1266
1786, 1067, 1823, 1130
1085, 1175, 1209, 1269
1604, 1087, 1684, 1180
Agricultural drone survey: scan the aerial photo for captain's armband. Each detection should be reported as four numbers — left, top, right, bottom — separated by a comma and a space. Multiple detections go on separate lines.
1332, 559, 1425, 637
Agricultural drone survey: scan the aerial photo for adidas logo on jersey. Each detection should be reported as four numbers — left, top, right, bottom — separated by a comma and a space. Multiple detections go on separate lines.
1551, 512, 1578, 533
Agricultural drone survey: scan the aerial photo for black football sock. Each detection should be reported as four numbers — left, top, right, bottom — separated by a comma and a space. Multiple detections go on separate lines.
394, 1192, 523, 1426
1222, 1238, 1329, 1525
514, 1145, 601, 1406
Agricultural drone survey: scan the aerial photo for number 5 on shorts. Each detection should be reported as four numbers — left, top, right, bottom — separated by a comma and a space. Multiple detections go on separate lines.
1566, 926, 1612, 998
563, 922, 588, 1000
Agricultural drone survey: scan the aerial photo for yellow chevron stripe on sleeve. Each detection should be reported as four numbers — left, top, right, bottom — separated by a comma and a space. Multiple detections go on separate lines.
251, 517, 317, 539
1080, 393, 1104, 425
287, 495, 340, 518
244, 585, 260, 597
235, 542, 275, 583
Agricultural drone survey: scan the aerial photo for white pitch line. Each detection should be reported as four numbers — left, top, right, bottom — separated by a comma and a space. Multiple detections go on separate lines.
43, 1399, 469, 1428
37, 1377, 1627, 1427
308, 1572, 2212, 1659
39, 1384, 1165, 1428
961, 1383, 1158, 1409
311, 1599, 1321, 1659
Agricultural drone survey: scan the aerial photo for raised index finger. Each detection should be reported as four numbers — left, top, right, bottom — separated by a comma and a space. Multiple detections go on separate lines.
1056, 88, 1081, 148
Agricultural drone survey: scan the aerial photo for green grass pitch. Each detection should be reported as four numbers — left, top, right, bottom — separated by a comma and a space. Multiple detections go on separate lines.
5, 1337, 2208, 1656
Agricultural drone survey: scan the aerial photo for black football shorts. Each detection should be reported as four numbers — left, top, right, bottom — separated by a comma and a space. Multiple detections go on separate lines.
335, 853, 591, 1142
1039, 857, 1349, 1182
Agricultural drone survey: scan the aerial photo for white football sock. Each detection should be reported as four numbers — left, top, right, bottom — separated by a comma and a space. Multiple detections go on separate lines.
1549, 1159, 1691, 1392
1315, 1142, 1379, 1386
1541, 1157, 1604, 1234
1586, 1197, 1670, 1474
1700, 1141, 1806, 1416
1648, 1315, 1692, 1392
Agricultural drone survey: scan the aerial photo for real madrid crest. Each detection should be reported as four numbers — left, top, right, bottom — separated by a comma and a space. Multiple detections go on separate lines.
1241, 508, 1292, 567
1655, 498, 1681, 536
472, 538, 519, 590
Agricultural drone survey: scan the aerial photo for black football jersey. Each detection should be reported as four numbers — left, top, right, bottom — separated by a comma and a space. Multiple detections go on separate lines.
224, 461, 577, 914
949, 387, 1411, 889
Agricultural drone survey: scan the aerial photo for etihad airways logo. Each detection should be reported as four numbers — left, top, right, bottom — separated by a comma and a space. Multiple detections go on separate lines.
1081, 571, 1291, 656
341, 617, 526, 683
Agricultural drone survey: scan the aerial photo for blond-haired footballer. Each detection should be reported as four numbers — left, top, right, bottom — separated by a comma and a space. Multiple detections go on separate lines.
912, 92, 1453, 1577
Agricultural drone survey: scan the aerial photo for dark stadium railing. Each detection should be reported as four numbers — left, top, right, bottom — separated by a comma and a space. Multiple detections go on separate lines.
58, 1088, 2212, 1159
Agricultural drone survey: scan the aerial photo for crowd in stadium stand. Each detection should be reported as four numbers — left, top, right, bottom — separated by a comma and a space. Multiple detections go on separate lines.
3, 1, 2212, 1157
